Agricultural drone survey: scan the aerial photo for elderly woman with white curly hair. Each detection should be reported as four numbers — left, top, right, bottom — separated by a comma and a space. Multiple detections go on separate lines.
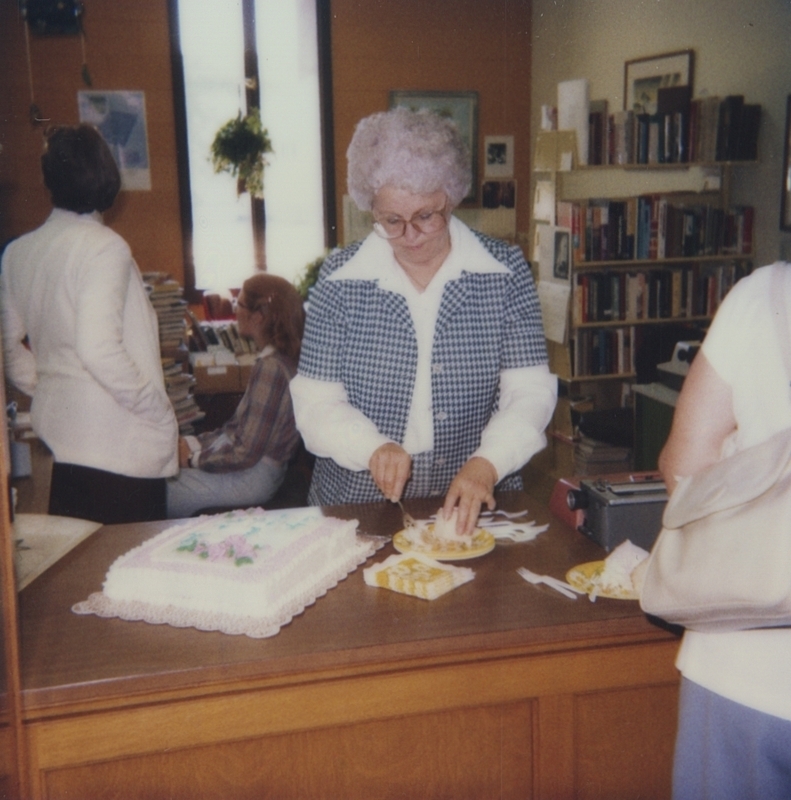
290, 107, 557, 536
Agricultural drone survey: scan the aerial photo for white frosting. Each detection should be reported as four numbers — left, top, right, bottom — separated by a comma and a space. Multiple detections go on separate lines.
431, 508, 473, 546
598, 540, 650, 593
103, 507, 359, 619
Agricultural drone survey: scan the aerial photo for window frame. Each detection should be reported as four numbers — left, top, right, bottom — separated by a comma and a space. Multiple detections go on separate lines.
166, 0, 337, 302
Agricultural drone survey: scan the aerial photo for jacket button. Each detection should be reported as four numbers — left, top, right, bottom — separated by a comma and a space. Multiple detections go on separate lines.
436, 411, 448, 422
432, 363, 443, 374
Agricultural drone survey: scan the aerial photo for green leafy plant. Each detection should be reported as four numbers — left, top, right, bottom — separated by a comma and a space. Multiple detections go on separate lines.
294, 253, 328, 300
210, 107, 273, 198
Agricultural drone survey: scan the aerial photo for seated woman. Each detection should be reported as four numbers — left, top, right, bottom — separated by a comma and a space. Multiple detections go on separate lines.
166, 274, 304, 518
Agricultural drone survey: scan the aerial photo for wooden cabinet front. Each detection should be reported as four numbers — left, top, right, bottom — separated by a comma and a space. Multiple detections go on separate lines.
17, 494, 680, 799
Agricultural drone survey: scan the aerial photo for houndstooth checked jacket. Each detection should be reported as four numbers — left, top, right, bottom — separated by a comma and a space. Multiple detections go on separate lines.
298, 226, 549, 505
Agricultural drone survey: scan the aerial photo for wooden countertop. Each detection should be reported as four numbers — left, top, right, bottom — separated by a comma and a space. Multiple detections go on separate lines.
18, 491, 678, 719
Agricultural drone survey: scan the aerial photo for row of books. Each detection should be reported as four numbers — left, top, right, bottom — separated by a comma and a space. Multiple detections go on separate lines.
162, 358, 205, 432
572, 261, 751, 325
572, 326, 637, 378
557, 197, 754, 263
190, 320, 256, 356
590, 93, 760, 167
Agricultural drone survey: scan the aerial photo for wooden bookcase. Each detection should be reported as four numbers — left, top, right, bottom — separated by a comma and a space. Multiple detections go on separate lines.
534, 136, 754, 400
531, 132, 755, 477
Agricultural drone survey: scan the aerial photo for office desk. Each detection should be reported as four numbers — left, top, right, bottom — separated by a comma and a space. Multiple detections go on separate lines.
17, 492, 680, 799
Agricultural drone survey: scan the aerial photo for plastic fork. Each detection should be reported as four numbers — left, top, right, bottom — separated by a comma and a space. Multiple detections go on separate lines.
517, 567, 580, 600
395, 500, 418, 529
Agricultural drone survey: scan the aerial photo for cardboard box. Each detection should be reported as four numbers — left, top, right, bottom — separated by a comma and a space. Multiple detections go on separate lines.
192, 364, 242, 393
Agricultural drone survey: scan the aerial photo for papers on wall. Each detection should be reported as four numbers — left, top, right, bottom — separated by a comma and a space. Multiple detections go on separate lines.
535, 224, 571, 344
538, 281, 570, 344
558, 78, 590, 167
533, 180, 555, 223
533, 131, 578, 172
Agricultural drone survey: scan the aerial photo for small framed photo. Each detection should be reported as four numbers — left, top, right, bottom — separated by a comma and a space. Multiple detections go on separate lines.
781, 95, 791, 231
624, 49, 694, 114
484, 135, 514, 178
389, 90, 478, 202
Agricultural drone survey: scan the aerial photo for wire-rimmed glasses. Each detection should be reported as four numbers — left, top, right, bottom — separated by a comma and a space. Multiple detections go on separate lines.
372, 206, 448, 240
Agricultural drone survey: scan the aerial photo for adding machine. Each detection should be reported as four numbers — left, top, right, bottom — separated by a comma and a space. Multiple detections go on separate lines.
550, 471, 668, 552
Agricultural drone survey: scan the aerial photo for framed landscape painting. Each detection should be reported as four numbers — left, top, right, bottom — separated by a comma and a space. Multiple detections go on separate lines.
389, 90, 478, 202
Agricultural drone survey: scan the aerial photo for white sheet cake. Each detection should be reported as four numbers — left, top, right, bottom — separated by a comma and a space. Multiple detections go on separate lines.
73, 507, 382, 637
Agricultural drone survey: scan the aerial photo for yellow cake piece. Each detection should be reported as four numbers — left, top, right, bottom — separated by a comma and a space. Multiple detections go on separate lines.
363, 552, 475, 600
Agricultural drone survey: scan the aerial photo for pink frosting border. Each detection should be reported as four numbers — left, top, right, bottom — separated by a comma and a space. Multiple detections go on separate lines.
72, 534, 387, 638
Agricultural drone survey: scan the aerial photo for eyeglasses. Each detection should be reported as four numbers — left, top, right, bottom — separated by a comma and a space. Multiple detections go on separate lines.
372, 206, 448, 240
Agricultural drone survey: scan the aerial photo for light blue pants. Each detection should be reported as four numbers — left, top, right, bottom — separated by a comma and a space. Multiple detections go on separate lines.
673, 677, 791, 800
166, 456, 287, 519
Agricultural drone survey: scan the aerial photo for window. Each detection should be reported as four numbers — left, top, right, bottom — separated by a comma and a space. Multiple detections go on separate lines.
171, 0, 332, 296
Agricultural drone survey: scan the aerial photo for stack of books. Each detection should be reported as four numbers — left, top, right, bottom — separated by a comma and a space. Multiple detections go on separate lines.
143, 273, 189, 357
574, 435, 631, 476
161, 358, 204, 434
142, 273, 204, 434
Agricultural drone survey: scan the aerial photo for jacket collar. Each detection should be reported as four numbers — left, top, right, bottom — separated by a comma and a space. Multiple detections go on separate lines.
328, 216, 508, 289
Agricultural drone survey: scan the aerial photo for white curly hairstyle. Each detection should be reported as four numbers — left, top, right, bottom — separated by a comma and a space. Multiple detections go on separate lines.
346, 107, 471, 212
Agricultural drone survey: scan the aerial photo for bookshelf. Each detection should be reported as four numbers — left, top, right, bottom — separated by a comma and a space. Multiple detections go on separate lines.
534, 146, 754, 390
530, 129, 756, 480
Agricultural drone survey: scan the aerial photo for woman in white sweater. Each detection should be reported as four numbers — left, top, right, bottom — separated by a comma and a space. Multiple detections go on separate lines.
1, 124, 178, 523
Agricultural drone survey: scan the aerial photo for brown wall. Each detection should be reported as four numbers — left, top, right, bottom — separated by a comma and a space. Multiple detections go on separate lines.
0, 0, 533, 283
330, 0, 532, 241
0, 0, 185, 284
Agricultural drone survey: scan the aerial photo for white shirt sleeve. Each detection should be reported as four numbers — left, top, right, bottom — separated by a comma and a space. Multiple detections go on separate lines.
471, 364, 557, 480
290, 374, 393, 471
0, 269, 38, 395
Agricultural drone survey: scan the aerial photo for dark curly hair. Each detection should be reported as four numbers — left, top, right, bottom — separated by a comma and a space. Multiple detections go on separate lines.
41, 124, 121, 213
242, 273, 305, 362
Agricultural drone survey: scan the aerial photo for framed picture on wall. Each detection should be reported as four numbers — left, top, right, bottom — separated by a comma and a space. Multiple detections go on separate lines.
484, 135, 514, 178
78, 90, 151, 190
781, 95, 791, 231
624, 50, 694, 114
389, 90, 478, 202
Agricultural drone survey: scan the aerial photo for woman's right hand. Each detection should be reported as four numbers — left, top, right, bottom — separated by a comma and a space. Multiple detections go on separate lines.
369, 442, 412, 502
178, 437, 192, 468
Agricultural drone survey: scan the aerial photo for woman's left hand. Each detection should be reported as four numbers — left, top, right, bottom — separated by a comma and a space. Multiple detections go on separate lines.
442, 457, 497, 538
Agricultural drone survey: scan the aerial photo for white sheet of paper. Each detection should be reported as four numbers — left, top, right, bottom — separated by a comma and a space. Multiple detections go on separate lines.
538, 281, 570, 344
557, 78, 589, 167
533, 180, 555, 223
535, 224, 572, 284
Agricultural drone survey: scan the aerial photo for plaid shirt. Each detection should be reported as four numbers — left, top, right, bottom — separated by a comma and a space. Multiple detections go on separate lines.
196, 350, 299, 472
298, 226, 548, 505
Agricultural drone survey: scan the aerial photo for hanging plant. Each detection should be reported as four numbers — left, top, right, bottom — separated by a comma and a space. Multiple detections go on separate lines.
210, 107, 272, 198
